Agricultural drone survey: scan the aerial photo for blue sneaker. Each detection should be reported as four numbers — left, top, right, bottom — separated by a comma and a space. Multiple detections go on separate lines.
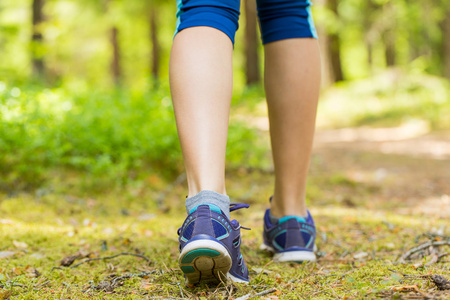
177, 203, 250, 284
260, 208, 316, 262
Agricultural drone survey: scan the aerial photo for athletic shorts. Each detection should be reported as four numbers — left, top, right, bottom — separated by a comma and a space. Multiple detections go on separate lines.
174, 0, 317, 44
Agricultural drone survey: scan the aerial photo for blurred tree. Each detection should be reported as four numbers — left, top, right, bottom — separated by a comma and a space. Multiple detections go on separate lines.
106, 0, 121, 86
149, 5, 160, 80
326, 0, 343, 82
31, 0, 46, 79
382, 2, 396, 66
110, 26, 121, 85
363, 0, 377, 71
443, 5, 450, 79
244, 0, 260, 85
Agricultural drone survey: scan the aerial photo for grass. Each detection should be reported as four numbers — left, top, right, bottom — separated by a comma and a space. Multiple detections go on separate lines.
1, 161, 449, 299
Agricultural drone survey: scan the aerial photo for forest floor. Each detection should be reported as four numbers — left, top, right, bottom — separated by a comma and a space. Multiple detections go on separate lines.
1, 126, 450, 299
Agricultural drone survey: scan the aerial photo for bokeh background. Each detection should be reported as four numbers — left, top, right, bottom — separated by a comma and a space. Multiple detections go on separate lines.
1, 0, 450, 193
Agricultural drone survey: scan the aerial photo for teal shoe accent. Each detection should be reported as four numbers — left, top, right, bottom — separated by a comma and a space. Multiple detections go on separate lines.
181, 266, 195, 274
278, 216, 306, 224
181, 249, 220, 264
189, 204, 222, 215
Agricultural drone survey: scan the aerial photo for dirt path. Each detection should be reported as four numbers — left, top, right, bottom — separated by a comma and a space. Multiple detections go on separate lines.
312, 127, 450, 218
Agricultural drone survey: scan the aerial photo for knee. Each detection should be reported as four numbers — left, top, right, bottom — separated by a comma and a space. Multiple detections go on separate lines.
175, 0, 241, 44
257, 0, 318, 44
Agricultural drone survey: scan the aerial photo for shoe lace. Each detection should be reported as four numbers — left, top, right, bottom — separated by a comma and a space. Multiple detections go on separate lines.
230, 203, 251, 230
230, 203, 250, 212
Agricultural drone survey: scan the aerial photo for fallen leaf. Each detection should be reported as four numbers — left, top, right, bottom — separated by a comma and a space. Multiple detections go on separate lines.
275, 274, 282, 284
430, 275, 450, 290
12, 267, 24, 275
25, 265, 41, 278
0, 251, 16, 259
412, 262, 424, 269
385, 243, 395, 249
0, 290, 11, 300
13, 240, 28, 249
0, 219, 14, 225
353, 252, 368, 259
137, 213, 155, 221
252, 267, 273, 274
60, 255, 80, 267
102, 228, 114, 235
391, 285, 419, 292
29, 253, 46, 260
140, 280, 152, 290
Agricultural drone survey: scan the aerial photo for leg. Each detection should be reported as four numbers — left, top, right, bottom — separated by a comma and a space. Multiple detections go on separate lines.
170, 27, 233, 197
171, 0, 250, 284
265, 38, 321, 217
258, 0, 320, 262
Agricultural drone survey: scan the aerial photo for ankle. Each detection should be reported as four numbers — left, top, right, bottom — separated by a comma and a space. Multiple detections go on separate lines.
185, 190, 231, 219
187, 181, 226, 198
270, 193, 308, 218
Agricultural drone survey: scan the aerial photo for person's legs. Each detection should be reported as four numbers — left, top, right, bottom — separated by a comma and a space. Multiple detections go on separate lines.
265, 38, 320, 218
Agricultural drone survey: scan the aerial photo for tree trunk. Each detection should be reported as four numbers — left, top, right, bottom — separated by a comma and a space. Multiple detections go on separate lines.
383, 2, 396, 67
110, 26, 121, 86
149, 6, 160, 80
443, 7, 450, 79
244, 0, 260, 85
364, 0, 377, 73
384, 30, 396, 66
31, 0, 45, 78
327, 0, 344, 82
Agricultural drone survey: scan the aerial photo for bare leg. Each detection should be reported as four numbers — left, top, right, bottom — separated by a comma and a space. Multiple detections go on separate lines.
169, 27, 233, 197
264, 38, 321, 217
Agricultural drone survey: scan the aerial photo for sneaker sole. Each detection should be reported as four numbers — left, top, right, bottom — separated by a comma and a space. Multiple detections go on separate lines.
179, 239, 232, 285
260, 243, 317, 263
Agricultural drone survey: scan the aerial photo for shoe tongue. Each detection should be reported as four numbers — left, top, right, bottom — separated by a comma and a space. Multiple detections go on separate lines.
189, 203, 223, 215
278, 216, 306, 224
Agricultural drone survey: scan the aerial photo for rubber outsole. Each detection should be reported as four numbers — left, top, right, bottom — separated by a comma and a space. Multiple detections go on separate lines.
260, 243, 317, 262
179, 239, 232, 285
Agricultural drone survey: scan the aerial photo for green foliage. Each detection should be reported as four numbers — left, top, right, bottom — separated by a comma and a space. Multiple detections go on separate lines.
0, 82, 267, 191
318, 69, 450, 129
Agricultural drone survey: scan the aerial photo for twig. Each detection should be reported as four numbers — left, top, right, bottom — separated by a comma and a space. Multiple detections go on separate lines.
84, 271, 158, 293
399, 241, 450, 262
70, 252, 151, 268
34, 280, 51, 288
0, 283, 27, 288
234, 288, 277, 300
414, 233, 449, 243
438, 252, 449, 262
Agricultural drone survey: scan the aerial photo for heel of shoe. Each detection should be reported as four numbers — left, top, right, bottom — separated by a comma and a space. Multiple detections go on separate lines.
179, 239, 232, 284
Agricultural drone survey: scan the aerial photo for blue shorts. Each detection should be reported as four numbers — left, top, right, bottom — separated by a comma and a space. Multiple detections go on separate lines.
174, 0, 317, 44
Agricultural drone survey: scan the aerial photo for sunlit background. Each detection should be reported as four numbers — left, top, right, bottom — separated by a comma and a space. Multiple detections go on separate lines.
0, 0, 449, 191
